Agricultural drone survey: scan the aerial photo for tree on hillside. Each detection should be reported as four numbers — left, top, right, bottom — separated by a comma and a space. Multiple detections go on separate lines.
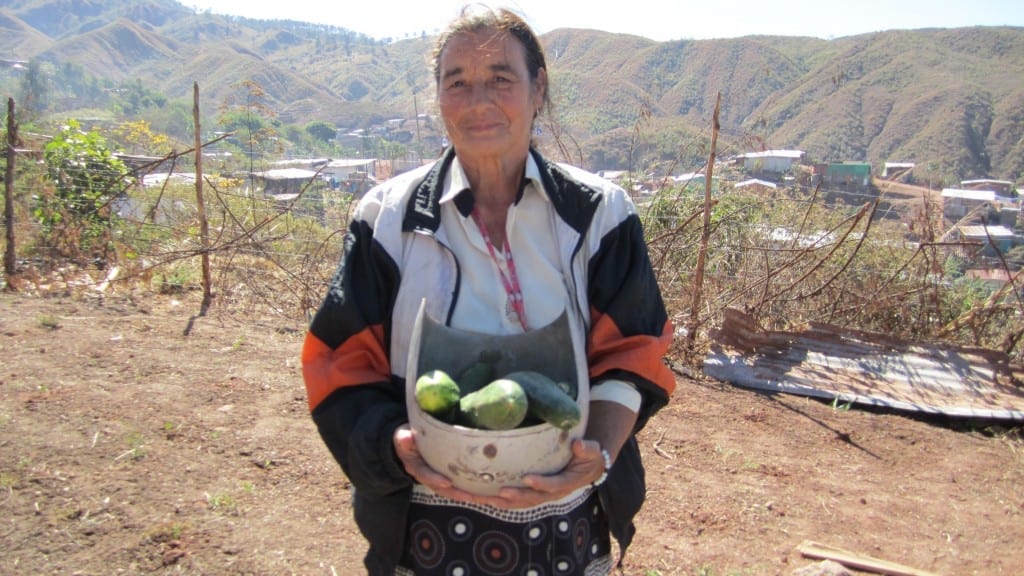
113, 79, 168, 116
18, 60, 49, 121
112, 120, 173, 156
218, 80, 282, 189
304, 121, 336, 144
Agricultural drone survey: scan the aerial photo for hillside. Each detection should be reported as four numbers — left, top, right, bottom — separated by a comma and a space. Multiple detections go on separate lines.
1, 0, 1023, 184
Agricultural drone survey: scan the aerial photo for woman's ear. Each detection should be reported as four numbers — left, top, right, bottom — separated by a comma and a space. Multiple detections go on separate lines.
533, 67, 548, 114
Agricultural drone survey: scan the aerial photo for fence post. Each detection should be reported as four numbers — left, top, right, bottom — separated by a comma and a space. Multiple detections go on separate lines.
687, 92, 721, 350
194, 82, 212, 313
4, 97, 17, 286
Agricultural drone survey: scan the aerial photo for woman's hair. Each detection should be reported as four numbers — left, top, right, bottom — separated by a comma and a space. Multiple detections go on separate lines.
431, 5, 551, 113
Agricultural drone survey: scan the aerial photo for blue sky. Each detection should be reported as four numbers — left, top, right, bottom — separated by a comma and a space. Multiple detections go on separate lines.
184, 0, 1024, 42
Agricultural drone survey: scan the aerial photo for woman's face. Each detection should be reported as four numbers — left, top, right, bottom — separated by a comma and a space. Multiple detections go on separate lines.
436, 29, 546, 166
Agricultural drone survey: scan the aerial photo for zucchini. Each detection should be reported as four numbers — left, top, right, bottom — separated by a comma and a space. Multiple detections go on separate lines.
457, 359, 495, 395
415, 369, 461, 422
502, 370, 581, 430
458, 378, 528, 430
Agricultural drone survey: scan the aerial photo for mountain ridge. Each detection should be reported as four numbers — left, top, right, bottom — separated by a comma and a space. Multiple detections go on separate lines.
2, 0, 1022, 184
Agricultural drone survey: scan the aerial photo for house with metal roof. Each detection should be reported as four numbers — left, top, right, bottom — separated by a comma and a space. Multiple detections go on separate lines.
824, 162, 871, 190
733, 178, 777, 191
737, 150, 804, 174
941, 188, 1018, 222
941, 224, 1019, 258
960, 179, 1015, 195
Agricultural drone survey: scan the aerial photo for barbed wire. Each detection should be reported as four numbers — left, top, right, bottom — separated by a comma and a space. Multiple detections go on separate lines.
4, 149, 1021, 363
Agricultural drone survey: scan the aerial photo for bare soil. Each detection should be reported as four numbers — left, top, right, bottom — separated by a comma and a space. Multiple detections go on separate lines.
1, 291, 1022, 575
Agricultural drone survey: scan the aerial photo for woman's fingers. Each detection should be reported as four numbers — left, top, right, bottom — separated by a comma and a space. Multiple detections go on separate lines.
394, 425, 453, 489
396, 430, 605, 509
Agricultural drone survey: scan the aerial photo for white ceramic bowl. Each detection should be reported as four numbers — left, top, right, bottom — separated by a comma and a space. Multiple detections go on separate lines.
405, 302, 588, 496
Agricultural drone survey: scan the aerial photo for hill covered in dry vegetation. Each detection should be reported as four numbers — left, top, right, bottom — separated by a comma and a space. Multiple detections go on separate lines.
2, 0, 1023, 184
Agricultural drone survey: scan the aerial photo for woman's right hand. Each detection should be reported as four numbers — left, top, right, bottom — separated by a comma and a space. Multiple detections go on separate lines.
394, 424, 486, 503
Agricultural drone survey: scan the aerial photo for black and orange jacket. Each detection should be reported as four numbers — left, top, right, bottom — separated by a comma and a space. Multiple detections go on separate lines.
302, 147, 675, 571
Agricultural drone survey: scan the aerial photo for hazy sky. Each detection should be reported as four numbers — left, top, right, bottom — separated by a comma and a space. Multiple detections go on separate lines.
183, 0, 1024, 42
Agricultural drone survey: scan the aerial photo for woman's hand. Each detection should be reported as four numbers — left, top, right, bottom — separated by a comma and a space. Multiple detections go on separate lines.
476, 400, 638, 509
393, 424, 487, 504
477, 438, 606, 509
395, 399, 635, 509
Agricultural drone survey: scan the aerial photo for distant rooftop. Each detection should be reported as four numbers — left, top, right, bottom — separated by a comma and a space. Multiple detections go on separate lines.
961, 178, 1014, 186
735, 179, 777, 189
739, 150, 804, 159
953, 225, 1016, 238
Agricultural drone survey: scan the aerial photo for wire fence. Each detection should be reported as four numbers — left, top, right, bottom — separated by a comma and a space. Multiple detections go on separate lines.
5, 100, 1024, 366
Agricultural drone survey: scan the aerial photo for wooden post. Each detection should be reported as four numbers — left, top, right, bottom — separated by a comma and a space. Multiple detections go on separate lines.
193, 82, 212, 314
4, 97, 17, 286
687, 92, 721, 350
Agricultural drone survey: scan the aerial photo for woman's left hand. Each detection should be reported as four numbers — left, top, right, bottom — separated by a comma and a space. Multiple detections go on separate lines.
477, 438, 606, 509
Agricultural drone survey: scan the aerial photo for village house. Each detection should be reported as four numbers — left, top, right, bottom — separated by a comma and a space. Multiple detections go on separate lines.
267, 157, 378, 192
253, 168, 320, 196
319, 158, 377, 183
881, 162, 915, 180
941, 188, 1018, 222
999, 207, 1021, 229
736, 150, 804, 175
335, 129, 364, 148
733, 178, 778, 193
115, 153, 179, 185
941, 224, 1019, 259
964, 268, 1014, 288
597, 170, 629, 182
672, 172, 707, 189
960, 178, 1016, 195
823, 161, 872, 190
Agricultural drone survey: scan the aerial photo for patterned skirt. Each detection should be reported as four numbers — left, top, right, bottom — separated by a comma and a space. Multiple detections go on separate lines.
396, 485, 613, 576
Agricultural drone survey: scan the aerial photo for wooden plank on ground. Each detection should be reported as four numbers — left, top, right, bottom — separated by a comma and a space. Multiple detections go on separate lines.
797, 540, 941, 576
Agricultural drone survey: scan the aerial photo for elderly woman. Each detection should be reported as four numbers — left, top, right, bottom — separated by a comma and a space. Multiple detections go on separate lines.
302, 6, 675, 575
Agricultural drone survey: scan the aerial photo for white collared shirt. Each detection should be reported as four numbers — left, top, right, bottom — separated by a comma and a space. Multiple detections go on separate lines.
436, 155, 640, 412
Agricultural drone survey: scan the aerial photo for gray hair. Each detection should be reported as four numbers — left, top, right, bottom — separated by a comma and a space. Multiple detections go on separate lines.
430, 5, 551, 114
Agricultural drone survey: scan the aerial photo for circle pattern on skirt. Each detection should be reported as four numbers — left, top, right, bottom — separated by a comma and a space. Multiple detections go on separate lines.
410, 519, 445, 569
472, 530, 519, 575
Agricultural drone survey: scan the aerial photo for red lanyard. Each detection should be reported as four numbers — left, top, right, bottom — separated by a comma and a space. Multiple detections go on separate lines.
471, 209, 529, 331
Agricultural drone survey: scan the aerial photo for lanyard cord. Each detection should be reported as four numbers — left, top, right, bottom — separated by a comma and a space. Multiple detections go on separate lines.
470, 208, 530, 331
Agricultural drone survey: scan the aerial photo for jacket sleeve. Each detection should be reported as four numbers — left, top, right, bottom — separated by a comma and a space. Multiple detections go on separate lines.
586, 211, 675, 431
302, 215, 413, 496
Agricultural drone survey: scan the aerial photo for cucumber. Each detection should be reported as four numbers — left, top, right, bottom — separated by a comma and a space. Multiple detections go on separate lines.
415, 369, 460, 422
457, 359, 495, 395
458, 378, 528, 430
502, 370, 581, 430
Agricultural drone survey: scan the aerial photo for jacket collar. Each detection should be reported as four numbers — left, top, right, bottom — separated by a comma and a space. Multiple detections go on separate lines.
403, 146, 601, 236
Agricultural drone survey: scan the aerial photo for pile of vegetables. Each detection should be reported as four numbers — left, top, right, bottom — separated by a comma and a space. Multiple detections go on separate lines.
415, 363, 580, 431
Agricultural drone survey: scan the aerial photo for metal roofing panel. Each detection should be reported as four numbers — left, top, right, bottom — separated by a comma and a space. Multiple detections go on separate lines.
941, 188, 997, 200
256, 168, 318, 180
735, 179, 778, 189
703, 308, 1024, 421
955, 225, 1016, 238
741, 150, 804, 159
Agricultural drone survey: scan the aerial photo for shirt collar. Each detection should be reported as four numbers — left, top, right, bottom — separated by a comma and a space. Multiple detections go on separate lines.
441, 153, 550, 217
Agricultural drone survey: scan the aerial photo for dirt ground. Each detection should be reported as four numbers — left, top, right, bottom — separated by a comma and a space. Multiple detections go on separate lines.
1, 290, 1022, 576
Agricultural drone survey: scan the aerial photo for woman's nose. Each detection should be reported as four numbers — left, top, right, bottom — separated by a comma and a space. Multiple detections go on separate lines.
469, 82, 491, 106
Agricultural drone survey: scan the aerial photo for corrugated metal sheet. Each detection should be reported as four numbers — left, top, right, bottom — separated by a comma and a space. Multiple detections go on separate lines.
703, 308, 1024, 421
952, 225, 1016, 239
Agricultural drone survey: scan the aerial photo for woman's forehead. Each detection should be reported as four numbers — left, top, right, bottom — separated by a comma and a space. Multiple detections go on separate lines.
440, 30, 525, 67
